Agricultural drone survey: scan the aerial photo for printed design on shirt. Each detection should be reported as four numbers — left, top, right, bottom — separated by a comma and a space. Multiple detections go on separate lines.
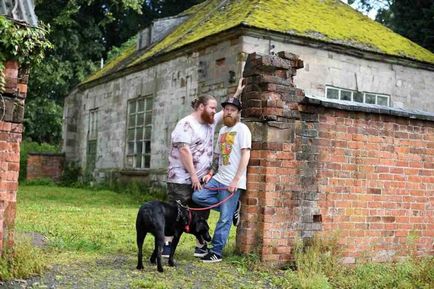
219, 131, 237, 165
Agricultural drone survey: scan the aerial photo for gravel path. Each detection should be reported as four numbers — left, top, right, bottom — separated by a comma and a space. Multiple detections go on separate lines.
1, 254, 283, 289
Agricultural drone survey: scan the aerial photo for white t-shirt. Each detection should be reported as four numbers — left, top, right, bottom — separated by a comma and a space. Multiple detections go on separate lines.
213, 122, 252, 190
168, 111, 223, 184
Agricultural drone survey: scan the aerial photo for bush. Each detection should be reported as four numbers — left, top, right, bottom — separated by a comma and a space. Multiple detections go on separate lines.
19, 141, 60, 182
109, 180, 167, 202
0, 236, 46, 281
59, 161, 83, 187
20, 178, 56, 186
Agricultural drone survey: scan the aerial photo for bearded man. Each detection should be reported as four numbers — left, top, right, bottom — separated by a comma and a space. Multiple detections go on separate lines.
164, 79, 245, 258
192, 97, 251, 263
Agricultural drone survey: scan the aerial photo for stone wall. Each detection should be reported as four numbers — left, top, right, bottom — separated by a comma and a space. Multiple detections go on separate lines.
241, 35, 434, 112
27, 153, 65, 182
237, 51, 434, 264
0, 60, 27, 253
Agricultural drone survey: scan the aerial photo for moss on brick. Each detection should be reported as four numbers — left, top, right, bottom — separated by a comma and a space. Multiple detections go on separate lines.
83, 0, 434, 84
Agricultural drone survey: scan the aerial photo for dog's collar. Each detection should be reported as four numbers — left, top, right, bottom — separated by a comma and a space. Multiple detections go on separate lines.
176, 201, 191, 232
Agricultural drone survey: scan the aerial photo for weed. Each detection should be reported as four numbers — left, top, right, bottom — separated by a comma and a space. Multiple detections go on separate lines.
20, 178, 56, 186
0, 235, 46, 280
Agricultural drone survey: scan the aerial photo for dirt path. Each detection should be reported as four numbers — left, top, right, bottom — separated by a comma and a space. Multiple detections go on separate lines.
1, 254, 283, 289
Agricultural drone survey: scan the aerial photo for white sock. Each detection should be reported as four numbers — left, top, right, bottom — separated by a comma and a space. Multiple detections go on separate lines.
196, 240, 206, 248
165, 236, 174, 244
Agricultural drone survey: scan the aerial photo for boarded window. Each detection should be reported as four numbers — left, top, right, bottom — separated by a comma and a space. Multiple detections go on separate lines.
86, 109, 98, 173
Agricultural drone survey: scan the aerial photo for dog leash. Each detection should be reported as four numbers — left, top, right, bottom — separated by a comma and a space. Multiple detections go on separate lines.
177, 187, 236, 232
189, 186, 236, 211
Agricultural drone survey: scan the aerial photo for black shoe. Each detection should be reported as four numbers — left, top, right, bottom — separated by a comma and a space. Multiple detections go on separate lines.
194, 244, 208, 257
232, 201, 241, 226
162, 242, 171, 258
201, 251, 222, 263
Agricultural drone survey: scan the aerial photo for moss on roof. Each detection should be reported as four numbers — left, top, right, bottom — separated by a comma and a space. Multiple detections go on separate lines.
83, 0, 434, 85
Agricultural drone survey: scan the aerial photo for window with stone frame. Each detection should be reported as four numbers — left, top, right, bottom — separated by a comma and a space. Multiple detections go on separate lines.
126, 95, 153, 169
325, 86, 390, 106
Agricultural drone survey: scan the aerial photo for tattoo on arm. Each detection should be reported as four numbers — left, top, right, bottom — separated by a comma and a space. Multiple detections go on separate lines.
211, 154, 219, 172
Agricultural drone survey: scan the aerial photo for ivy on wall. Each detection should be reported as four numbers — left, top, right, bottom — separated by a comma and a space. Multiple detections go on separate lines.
0, 16, 52, 93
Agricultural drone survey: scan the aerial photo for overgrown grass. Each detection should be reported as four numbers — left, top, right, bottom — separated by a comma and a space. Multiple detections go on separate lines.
0, 235, 46, 280
7, 184, 434, 288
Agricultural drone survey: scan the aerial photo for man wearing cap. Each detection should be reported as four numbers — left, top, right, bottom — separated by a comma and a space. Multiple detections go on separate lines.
192, 96, 251, 263
164, 79, 245, 258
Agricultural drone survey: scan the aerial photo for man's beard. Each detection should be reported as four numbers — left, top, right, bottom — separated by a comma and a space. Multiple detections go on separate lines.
223, 116, 237, 127
201, 110, 214, 124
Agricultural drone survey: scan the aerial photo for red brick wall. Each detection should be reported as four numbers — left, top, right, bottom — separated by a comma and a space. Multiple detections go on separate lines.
237, 51, 434, 264
27, 153, 65, 182
316, 110, 434, 263
0, 121, 22, 252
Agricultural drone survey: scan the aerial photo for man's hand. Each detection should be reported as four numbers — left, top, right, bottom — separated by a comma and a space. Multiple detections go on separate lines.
191, 175, 202, 191
228, 179, 239, 193
202, 173, 213, 184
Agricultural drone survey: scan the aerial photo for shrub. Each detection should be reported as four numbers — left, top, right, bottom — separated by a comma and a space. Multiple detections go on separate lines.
59, 161, 83, 187
110, 180, 166, 202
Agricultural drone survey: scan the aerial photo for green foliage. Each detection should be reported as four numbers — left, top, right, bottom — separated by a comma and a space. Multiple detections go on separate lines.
349, 0, 434, 53
0, 16, 52, 66
23, 97, 63, 144
0, 15, 52, 93
19, 140, 60, 182
60, 161, 83, 187
21, 178, 56, 186
0, 235, 46, 280
271, 234, 434, 289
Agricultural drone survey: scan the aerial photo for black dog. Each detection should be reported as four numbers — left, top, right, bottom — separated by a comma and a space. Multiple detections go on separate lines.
136, 200, 211, 272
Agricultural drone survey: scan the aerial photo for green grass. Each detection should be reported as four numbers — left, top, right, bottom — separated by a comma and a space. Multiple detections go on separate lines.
7, 184, 434, 288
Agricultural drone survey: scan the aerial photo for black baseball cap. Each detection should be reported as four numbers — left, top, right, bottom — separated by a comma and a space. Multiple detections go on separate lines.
221, 97, 242, 110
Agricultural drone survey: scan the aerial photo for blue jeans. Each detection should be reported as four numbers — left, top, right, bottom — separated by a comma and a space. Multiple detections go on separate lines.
192, 178, 240, 256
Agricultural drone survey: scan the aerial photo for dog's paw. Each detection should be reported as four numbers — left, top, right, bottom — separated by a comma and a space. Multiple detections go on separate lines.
157, 266, 164, 273
168, 259, 176, 267
136, 265, 144, 270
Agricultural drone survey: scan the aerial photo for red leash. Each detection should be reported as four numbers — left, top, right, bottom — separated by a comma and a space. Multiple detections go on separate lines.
189, 186, 235, 211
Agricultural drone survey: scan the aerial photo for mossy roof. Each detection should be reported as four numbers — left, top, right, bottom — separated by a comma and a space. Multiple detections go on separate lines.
83, 0, 434, 85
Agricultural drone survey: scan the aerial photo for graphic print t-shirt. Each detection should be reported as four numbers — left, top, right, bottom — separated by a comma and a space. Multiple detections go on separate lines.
168, 111, 222, 184
213, 122, 251, 190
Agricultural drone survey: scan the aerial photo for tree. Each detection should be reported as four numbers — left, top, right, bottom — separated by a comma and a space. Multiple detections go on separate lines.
348, 0, 434, 52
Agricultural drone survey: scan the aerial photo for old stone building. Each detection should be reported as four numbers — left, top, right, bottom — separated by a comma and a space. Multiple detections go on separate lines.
63, 0, 434, 262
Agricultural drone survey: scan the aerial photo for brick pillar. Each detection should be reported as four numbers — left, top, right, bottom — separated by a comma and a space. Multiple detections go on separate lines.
236, 52, 321, 263
0, 60, 27, 254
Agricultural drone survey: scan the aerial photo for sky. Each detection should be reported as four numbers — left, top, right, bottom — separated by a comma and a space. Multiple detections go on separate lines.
340, 0, 383, 19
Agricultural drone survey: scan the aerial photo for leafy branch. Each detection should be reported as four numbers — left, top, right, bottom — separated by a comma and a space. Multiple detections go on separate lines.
0, 16, 53, 93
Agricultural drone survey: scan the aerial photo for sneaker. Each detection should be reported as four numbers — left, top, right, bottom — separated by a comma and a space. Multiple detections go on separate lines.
232, 201, 241, 226
201, 251, 222, 263
194, 244, 209, 257
161, 242, 171, 258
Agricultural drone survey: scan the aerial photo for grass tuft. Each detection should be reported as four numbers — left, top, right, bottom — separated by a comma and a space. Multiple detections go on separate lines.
0, 235, 46, 280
